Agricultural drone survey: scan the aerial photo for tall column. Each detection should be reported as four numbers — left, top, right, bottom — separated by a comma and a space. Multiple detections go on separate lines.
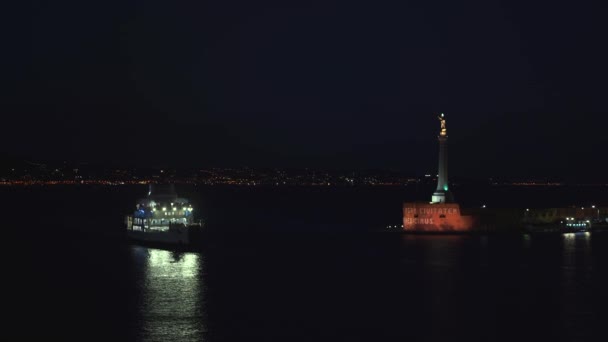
432, 113, 454, 203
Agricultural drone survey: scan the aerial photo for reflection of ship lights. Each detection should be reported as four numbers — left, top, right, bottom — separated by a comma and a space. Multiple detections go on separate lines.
137, 248, 204, 339
147, 249, 199, 278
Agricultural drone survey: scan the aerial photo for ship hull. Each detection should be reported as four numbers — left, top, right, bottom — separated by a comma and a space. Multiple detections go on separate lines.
127, 230, 189, 245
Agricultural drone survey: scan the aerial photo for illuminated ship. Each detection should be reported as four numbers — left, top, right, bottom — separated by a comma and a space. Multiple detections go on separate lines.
125, 184, 204, 246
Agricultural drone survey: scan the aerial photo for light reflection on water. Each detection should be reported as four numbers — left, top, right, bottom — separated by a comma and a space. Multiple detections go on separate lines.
560, 232, 594, 341
131, 247, 206, 342
397, 233, 603, 341
119, 233, 605, 341
421, 236, 465, 339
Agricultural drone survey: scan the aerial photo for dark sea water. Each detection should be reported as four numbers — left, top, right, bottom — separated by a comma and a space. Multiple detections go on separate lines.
2, 184, 608, 341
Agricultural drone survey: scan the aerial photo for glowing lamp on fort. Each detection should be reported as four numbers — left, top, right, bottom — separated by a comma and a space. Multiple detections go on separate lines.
162, 207, 167, 211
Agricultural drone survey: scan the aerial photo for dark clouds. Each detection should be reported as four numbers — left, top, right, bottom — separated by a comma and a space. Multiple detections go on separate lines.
2, 0, 607, 177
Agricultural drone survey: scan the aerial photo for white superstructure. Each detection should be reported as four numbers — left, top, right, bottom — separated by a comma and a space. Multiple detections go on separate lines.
125, 184, 203, 245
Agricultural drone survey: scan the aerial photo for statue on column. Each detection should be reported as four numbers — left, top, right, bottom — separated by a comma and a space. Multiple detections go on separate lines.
438, 113, 447, 136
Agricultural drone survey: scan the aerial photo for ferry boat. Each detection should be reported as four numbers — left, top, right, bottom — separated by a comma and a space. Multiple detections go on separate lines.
125, 184, 204, 246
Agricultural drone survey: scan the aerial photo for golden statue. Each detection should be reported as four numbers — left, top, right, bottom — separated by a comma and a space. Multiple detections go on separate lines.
438, 113, 447, 136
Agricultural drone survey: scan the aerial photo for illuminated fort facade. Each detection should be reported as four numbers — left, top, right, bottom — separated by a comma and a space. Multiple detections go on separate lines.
403, 114, 608, 232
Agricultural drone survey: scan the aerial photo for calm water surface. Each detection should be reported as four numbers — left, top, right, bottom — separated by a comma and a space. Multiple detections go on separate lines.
3, 185, 608, 341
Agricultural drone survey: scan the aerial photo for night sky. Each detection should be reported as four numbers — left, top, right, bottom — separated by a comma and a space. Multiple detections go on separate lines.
3, 0, 607, 178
